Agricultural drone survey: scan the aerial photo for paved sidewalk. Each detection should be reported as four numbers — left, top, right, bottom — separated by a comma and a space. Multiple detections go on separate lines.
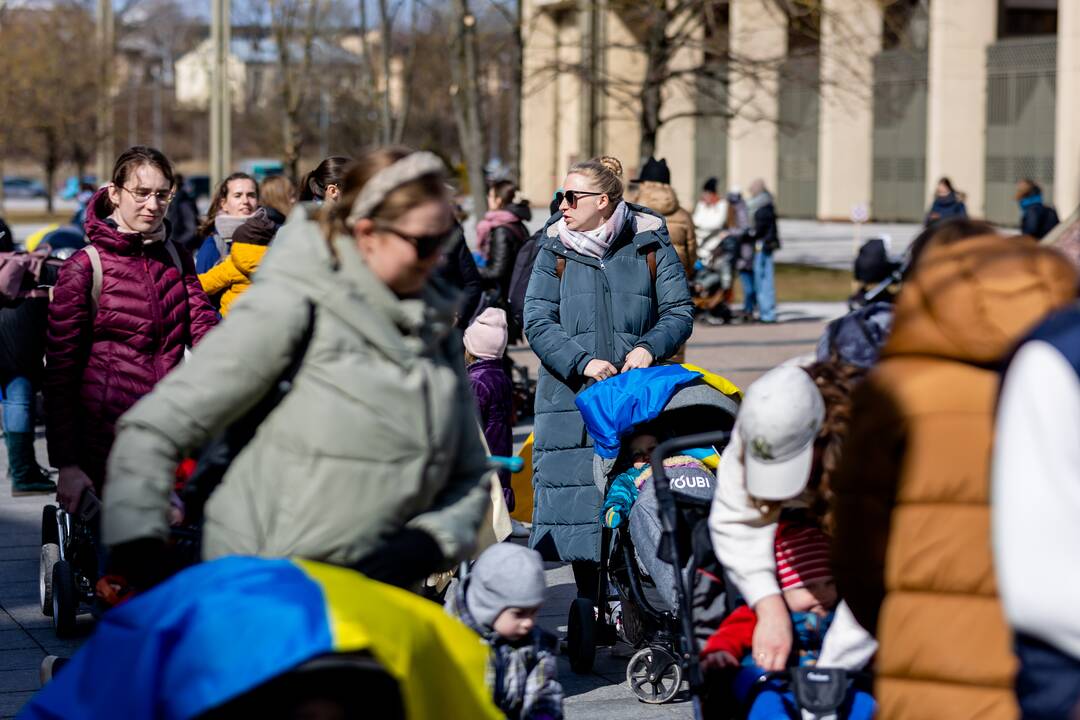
0, 309, 833, 717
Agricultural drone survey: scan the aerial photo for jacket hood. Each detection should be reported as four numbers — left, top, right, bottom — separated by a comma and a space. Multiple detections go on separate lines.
634, 180, 679, 216
884, 234, 1077, 365
233, 208, 277, 247
85, 187, 162, 254
932, 192, 960, 208
508, 202, 532, 223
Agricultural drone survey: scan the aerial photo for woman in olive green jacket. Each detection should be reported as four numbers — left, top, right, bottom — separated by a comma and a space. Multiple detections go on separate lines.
103, 148, 491, 588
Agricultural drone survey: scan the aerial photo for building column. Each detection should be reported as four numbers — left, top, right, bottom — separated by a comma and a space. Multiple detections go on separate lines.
656, 22, 704, 205
925, 0, 996, 218
520, 2, 578, 204
727, 0, 787, 193
1055, 2, 1080, 216
817, 0, 881, 221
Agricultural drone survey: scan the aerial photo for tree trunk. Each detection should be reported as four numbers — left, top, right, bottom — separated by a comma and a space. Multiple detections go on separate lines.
450, 0, 487, 222
283, 110, 301, 183
508, 3, 522, 178
638, 4, 670, 167
44, 133, 57, 214
377, 0, 393, 145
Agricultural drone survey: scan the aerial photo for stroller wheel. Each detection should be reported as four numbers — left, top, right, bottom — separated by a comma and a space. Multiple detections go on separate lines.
41, 505, 59, 546
626, 646, 682, 704
51, 560, 78, 638
40, 543, 60, 616
566, 598, 596, 674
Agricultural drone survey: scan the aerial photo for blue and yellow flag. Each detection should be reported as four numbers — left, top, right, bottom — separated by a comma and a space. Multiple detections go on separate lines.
20, 557, 501, 720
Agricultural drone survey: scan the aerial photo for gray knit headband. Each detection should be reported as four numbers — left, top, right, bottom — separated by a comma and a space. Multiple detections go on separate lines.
345, 151, 446, 226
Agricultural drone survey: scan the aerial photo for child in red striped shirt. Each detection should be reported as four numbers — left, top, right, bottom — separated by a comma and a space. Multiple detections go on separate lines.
701, 519, 838, 669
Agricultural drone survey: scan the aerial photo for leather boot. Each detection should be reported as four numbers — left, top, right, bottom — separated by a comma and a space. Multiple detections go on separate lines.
5, 431, 56, 496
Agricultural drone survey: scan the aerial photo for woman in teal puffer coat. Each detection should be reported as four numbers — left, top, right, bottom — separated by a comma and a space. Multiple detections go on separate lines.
523, 156, 694, 600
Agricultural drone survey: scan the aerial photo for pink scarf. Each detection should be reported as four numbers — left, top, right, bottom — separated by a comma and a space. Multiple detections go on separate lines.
557, 201, 630, 260
476, 209, 521, 260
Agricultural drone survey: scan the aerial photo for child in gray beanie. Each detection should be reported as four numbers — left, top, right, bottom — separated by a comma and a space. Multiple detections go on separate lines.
446, 543, 564, 720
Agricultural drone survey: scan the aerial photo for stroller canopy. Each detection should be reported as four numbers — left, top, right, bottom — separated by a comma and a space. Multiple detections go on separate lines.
575, 364, 741, 460
21, 557, 501, 720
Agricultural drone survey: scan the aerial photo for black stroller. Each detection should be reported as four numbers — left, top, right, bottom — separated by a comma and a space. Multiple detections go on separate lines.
566, 375, 739, 710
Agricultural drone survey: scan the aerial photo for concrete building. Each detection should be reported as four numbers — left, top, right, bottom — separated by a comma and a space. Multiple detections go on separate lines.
175, 37, 362, 111
521, 0, 1067, 225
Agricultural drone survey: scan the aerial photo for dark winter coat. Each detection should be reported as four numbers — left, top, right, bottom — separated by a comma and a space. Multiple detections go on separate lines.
925, 192, 968, 226
468, 358, 513, 486
523, 205, 694, 562
749, 196, 780, 254
445, 577, 563, 720
434, 228, 484, 329
44, 188, 218, 487
165, 187, 200, 252
1019, 195, 1059, 240
508, 230, 543, 344
0, 297, 47, 380
478, 223, 528, 303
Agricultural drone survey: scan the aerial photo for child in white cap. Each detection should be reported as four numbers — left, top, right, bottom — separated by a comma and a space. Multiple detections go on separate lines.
446, 543, 564, 720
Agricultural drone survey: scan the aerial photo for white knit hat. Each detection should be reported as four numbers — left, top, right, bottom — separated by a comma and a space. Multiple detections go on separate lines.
464, 308, 508, 360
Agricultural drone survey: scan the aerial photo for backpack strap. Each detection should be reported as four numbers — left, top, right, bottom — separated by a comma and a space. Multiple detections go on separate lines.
163, 239, 183, 273
555, 256, 566, 279
82, 245, 103, 318
646, 250, 657, 283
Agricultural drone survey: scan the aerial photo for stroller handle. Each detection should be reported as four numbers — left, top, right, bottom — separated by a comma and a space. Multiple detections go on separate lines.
648, 430, 731, 714
488, 455, 524, 473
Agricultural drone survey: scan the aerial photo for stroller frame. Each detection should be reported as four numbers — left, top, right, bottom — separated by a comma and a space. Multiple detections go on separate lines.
566, 430, 731, 717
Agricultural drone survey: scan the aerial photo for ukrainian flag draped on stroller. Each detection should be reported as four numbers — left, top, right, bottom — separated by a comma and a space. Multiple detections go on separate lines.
20, 556, 502, 720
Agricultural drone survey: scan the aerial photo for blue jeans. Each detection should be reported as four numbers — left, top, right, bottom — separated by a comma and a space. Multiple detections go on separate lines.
754, 251, 776, 322
1015, 633, 1080, 719
0, 376, 34, 434
740, 270, 756, 314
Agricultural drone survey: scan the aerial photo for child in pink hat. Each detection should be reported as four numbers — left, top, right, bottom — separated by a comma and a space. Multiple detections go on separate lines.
464, 308, 514, 508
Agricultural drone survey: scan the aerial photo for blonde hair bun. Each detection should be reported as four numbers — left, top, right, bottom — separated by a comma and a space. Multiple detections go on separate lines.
596, 155, 624, 179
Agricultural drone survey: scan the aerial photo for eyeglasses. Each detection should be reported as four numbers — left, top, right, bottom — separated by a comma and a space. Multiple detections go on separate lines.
374, 221, 458, 259
119, 186, 174, 205
562, 190, 604, 209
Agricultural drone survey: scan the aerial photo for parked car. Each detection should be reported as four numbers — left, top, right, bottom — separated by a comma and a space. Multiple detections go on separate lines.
3, 177, 48, 199
238, 158, 284, 182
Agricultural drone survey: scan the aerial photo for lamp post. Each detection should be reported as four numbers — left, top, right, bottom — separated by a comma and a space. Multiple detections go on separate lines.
95, 0, 114, 184
210, 0, 231, 189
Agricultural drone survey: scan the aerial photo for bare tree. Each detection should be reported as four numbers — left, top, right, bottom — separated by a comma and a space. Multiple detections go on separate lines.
487, 0, 522, 175
0, 3, 101, 212
450, 0, 487, 219
535, 0, 877, 166
357, 0, 418, 145
269, 0, 326, 180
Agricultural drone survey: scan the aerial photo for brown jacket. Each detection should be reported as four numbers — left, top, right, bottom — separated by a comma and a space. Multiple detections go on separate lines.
633, 181, 697, 280
832, 234, 1077, 720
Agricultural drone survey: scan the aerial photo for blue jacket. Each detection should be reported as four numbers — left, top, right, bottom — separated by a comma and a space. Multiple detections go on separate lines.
602, 465, 645, 528
523, 205, 694, 562
1019, 194, 1059, 240
195, 234, 227, 274
925, 192, 967, 226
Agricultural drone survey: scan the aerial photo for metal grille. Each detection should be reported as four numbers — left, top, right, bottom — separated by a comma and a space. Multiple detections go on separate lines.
777, 55, 819, 218
871, 49, 928, 221
985, 37, 1056, 225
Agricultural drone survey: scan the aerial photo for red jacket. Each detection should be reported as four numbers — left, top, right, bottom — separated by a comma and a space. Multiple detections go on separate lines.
44, 188, 218, 486
702, 605, 757, 660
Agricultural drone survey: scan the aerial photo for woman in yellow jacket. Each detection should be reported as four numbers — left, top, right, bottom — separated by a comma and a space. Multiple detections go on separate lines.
199, 176, 295, 315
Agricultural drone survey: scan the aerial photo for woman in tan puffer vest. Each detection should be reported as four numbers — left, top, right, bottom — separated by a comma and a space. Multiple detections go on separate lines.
831, 221, 1077, 720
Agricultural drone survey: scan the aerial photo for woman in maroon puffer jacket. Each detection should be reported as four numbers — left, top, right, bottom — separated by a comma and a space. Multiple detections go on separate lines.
45, 146, 218, 512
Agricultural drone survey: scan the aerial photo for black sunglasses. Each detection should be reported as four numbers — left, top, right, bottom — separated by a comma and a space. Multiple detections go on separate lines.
375, 221, 458, 259
562, 190, 605, 209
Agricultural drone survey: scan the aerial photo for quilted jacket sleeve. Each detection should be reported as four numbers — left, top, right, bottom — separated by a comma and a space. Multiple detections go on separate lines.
634, 242, 694, 361
523, 245, 593, 381
830, 377, 905, 637
44, 252, 94, 469
182, 248, 219, 346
